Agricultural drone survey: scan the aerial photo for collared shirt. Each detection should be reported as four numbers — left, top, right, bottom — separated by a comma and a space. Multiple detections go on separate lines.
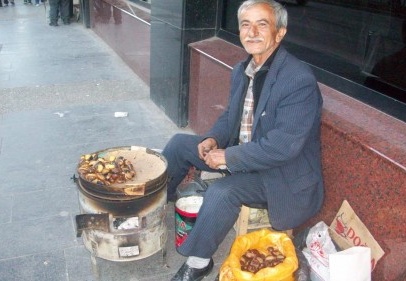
239, 59, 262, 144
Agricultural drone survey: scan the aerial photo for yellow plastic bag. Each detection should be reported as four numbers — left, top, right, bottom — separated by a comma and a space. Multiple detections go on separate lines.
220, 229, 298, 281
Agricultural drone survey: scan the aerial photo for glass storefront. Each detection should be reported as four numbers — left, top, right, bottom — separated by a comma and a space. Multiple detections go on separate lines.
217, 0, 406, 120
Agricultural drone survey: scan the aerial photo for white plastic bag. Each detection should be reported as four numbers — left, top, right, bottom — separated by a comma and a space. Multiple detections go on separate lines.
302, 221, 337, 281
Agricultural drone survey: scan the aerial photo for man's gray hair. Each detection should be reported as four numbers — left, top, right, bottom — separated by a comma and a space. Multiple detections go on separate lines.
238, 0, 288, 30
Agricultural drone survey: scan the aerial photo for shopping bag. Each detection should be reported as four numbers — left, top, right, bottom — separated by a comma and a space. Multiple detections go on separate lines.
220, 229, 298, 281
329, 246, 371, 281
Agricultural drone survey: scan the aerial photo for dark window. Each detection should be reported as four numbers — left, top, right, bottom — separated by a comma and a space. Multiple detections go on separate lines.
217, 0, 406, 121
129, 0, 150, 8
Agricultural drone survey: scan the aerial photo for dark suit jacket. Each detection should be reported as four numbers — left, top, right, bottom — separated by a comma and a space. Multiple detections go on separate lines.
204, 46, 324, 229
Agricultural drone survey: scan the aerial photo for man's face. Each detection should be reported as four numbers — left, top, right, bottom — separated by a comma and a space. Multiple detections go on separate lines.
239, 3, 286, 65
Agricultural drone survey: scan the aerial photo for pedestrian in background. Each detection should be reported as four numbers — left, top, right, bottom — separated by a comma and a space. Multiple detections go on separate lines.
2, 0, 15, 6
48, 0, 70, 26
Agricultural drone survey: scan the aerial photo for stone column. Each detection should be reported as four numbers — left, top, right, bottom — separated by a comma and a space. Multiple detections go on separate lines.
150, 0, 217, 127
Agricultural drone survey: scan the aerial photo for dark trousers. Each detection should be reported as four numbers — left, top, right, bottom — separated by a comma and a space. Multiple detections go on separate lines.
49, 0, 70, 22
162, 134, 268, 258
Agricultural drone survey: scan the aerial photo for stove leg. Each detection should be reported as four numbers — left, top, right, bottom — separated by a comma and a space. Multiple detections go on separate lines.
91, 254, 100, 280
162, 246, 169, 268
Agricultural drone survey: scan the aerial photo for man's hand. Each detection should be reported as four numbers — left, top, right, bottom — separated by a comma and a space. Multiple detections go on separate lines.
198, 138, 218, 160
198, 138, 227, 169
204, 149, 226, 170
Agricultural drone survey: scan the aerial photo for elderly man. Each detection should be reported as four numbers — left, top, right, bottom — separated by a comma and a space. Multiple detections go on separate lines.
163, 0, 324, 280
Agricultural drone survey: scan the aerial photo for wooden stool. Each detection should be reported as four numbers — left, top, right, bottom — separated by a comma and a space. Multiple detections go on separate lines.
235, 205, 292, 237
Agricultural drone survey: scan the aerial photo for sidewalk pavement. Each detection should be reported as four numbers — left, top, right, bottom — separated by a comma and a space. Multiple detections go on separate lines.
0, 2, 234, 280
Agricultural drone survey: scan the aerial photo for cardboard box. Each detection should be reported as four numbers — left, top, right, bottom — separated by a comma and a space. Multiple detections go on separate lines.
328, 200, 385, 270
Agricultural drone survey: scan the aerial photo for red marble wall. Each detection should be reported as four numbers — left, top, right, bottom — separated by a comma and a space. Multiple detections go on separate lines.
90, 0, 150, 86
311, 86, 406, 280
189, 40, 247, 134
188, 37, 406, 281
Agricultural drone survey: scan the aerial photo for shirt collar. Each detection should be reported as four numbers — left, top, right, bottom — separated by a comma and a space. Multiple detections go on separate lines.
243, 46, 281, 77
245, 59, 262, 79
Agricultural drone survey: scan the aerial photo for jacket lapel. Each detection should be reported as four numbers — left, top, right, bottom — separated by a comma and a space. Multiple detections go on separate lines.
252, 47, 287, 135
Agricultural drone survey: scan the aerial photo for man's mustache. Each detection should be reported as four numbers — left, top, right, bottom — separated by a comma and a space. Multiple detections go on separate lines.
243, 37, 264, 42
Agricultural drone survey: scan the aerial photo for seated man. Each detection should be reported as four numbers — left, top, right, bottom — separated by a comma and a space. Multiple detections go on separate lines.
162, 0, 324, 280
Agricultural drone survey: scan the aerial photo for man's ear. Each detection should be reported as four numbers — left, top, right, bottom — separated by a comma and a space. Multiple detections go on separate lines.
276, 27, 287, 43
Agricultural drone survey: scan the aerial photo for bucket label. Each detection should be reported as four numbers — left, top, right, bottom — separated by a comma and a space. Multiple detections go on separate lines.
175, 196, 203, 247
175, 212, 195, 247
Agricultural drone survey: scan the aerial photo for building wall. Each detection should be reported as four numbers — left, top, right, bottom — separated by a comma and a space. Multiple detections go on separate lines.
149, 0, 217, 127
90, 0, 151, 86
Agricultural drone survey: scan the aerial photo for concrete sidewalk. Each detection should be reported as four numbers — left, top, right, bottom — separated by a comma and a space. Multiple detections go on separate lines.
0, 3, 234, 280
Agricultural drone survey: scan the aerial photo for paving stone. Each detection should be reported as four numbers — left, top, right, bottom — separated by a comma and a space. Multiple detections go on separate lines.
0, 215, 78, 260
11, 187, 79, 222
0, 194, 13, 224
0, 251, 67, 281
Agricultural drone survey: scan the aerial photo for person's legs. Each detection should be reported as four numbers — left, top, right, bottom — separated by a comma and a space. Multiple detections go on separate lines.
171, 172, 267, 280
60, 0, 70, 24
48, 0, 59, 25
177, 172, 267, 258
162, 133, 217, 201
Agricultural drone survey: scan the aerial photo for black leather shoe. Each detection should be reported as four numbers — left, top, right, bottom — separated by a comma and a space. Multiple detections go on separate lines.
171, 258, 214, 281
